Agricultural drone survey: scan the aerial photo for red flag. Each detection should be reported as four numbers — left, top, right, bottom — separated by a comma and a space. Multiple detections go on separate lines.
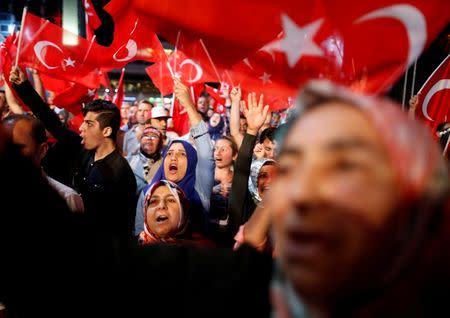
91, 5, 166, 69
147, 44, 219, 96
40, 73, 71, 95
84, 0, 102, 31
129, 0, 449, 95
204, 84, 227, 114
170, 83, 203, 136
171, 98, 190, 136
112, 68, 125, 108
19, 12, 100, 88
415, 54, 450, 133
52, 83, 97, 115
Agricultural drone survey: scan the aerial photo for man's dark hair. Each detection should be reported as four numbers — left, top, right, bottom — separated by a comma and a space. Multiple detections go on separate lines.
259, 127, 276, 144
82, 99, 121, 141
2, 113, 47, 145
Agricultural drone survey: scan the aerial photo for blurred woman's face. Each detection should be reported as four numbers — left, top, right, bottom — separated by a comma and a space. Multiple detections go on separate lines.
269, 102, 399, 299
209, 113, 221, 127
164, 142, 188, 183
146, 185, 181, 238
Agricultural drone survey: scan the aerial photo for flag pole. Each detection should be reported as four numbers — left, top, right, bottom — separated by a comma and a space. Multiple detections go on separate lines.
410, 59, 418, 98
443, 135, 450, 158
199, 38, 222, 83
401, 66, 409, 111
15, 6, 28, 67
82, 35, 97, 64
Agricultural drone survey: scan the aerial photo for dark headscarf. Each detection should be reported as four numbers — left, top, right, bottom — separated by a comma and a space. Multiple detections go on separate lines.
272, 80, 450, 316
208, 114, 225, 142
146, 139, 206, 233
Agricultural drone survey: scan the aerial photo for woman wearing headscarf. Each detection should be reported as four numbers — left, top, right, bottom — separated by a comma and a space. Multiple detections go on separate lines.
135, 140, 213, 236
208, 112, 225, 142
139, 180, 213, 246
134, 80, 215, 237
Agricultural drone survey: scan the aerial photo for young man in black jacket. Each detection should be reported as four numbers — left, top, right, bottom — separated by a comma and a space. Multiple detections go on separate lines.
9, 66, 137, 242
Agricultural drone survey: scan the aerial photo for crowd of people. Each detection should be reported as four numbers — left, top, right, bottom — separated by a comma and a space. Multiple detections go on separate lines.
0, 64, 449, 317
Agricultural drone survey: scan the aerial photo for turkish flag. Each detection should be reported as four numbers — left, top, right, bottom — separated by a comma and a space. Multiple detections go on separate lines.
170, 83, 204, 136
84, 0, 102, 31
129, 0, 449, 95
204, 84, 227, 114
112, 68, 125, 108
415, 54, 450, 133
19, 12, 100, 88
52, 83, 97, 115
40, 73, 71, 95
147, 45, 220, 96
171, 98, 190, 136
91, 4, 166, 69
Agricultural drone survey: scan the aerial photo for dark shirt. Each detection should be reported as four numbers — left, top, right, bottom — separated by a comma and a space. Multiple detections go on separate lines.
12, 81, 137, 241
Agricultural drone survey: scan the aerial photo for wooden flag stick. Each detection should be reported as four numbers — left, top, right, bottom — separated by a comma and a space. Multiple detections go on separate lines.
15, 6, 28, 67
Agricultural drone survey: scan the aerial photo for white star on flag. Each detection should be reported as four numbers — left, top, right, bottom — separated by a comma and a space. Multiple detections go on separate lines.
259, 72, 272, 84
87, 89, 96, 97
64, 57, 76, 67
264, 14, 324, 68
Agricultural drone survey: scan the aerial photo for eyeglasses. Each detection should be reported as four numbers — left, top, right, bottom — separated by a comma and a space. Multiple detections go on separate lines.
142, 135, 160, 141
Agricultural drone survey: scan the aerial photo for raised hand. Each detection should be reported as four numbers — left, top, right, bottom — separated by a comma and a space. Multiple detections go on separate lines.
242, 92, 270, 135
253, 143, 265, 160
9, 66, 27, 85
173, 78, 194, 109
230, 86, 242, 104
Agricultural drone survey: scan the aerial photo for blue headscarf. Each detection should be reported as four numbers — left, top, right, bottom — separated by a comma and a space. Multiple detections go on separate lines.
146, 140, 204, 223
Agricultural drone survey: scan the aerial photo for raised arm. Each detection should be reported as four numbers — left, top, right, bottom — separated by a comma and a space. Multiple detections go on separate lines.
229, 87, 243, 148
228, 93, 269, 235
4, 83, 24, 114
9, 66, 80, 145
173, 79, 214, 211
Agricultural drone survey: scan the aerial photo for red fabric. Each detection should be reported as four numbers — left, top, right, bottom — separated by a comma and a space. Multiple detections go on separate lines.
147, 46, 220, 96
67, 112, 84, 132
19, 13, 100, 88
95, 5, 167, 69
0, 34, 28, 110
130, 0, 449, 95
40, 73, 71, 94
171, 98, 190, 136
415, 54, 450, 133
112, 68, 125, 108
84, 0, 102, 31
204, 84, 227, 114
52, 83, 97, 115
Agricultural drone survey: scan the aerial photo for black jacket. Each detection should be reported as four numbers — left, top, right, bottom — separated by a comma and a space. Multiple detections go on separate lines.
12, 81, 137, 241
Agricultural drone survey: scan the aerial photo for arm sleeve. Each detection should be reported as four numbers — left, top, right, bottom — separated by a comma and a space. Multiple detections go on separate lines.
191, 120, 215, 212
227, 133, 257, 235
12, 81, 81, 145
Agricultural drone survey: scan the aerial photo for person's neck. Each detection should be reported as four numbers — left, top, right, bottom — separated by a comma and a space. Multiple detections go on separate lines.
94, 139, 116, 161
214, 166, 233, 183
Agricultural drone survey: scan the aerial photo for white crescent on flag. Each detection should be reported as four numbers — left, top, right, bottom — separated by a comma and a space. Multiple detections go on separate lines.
113, 39, 138, 62
33, 41, 63, 69
179, 58, 203, 83
421, 79, 450, 121
354, 4, 427, 67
